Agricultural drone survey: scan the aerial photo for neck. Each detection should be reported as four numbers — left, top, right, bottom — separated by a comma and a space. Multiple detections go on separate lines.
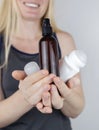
15, 18, 42, 40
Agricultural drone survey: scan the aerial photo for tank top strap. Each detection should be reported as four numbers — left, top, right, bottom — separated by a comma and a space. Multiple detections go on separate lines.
0, 35, 3, 51
0, 34, 5, 66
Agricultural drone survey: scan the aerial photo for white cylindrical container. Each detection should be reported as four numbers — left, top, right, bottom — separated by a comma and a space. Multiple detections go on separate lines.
59, 50, 87, 82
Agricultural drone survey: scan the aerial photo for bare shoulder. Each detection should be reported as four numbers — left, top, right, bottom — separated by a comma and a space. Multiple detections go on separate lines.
56, 31, 76, 57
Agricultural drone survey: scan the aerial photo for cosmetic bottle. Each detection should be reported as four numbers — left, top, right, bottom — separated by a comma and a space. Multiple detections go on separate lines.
24, 61, 40, 75
39, 18, 59, 76
24, 50, 87, 82
59, 50, 87, 82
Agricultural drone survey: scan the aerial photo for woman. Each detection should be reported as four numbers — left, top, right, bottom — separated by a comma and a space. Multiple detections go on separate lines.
0, 0, 85, 130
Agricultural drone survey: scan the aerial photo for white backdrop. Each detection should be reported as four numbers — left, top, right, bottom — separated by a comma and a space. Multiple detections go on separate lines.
0, 0, 99, 130
55, 0, 99, 130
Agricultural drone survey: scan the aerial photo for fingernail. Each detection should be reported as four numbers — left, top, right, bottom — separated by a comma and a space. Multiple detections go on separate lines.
44, 85, 50, 91
44, 95, 49, 100
49, 74, 56, 78
41, 70, 48, 75
55, 77, 60, 83
51, 86, 56, 92
73, 78, 80, 86
47, 108, 52, 113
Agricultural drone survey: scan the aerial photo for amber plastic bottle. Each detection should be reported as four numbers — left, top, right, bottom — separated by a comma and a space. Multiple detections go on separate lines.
39, 18, 59, 76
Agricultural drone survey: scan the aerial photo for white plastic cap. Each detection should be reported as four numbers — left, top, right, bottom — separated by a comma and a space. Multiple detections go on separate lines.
65, 50, 87, 71
59, 50, 87, 82
24, 62, 40, 75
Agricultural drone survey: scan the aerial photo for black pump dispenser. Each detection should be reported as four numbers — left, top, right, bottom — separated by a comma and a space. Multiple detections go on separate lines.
39, 18, 59, 76
42, 18, 52, 36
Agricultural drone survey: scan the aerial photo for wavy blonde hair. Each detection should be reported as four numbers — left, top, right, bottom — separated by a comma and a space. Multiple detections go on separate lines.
0, 0, 59, 68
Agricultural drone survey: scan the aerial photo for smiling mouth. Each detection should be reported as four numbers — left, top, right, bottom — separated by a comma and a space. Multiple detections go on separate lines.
24, 2, 40, 8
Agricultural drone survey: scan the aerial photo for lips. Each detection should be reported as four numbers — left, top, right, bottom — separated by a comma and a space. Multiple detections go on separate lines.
24, 2, 40, 8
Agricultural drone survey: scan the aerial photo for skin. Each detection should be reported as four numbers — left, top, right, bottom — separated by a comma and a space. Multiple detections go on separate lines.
16, 0, 49, 21
0, 70, 55, 128
0, 0, 85, 128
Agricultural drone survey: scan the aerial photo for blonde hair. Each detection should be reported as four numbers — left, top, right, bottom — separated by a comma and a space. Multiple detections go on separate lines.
0, 0, 59, 68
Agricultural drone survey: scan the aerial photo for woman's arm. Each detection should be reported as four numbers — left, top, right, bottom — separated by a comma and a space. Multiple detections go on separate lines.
53, 74, 85, 118
51, 31, 85, 118
0, 90, 33, 128
0, 70, 54, 128
0, 69, 32, 127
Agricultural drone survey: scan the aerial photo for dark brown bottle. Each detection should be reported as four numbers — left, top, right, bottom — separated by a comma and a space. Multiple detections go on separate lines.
39, 18, 59, 76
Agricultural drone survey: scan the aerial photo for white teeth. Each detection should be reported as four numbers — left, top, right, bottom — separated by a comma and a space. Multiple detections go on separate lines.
25, 3, 39, 8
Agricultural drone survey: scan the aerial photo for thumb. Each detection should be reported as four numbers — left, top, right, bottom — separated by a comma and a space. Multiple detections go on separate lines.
12, 70, 26, 80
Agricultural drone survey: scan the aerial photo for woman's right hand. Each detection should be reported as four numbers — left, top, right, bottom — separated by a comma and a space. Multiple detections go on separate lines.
12, 70, 55, 108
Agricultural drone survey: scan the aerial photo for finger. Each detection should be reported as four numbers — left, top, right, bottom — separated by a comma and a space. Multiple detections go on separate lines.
12, 70, 26, 80
26, 74, 55, 91
42, 92, 51, 107
36, 102, 43, 109
26, 83, 50, 99
36, 73, 55, 86
23, 70, 49, 85
40, 107, 52, 113
37, 106, 52, 113
67, 76, 81, 88
53, 77, 70, 98
27, 84, 50, 105
51, 84, 64, 109
36, 102, 52, 114
19, 73, 53, 97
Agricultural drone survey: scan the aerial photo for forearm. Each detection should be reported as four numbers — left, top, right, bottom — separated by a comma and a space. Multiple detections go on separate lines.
0, 90, 33, 128
61, 92, 85, 118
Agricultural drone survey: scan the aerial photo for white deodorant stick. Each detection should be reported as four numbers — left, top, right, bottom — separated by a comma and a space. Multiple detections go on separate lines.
59, 50, 87, 82
24, 61, 40, 75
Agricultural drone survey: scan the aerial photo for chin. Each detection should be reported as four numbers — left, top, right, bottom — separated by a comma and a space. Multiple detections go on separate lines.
22, 15, 41, 21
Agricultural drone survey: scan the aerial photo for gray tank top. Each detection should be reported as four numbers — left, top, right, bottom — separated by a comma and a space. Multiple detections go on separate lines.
0, 34, 72, 130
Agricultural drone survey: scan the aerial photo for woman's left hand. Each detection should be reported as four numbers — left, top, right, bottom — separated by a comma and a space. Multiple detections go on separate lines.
50, 75, 85, 118
39, 76, 70, 110
39, 75, 81, 110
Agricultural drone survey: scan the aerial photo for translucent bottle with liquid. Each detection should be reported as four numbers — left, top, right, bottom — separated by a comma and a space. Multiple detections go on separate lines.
39, 18, 60, 76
